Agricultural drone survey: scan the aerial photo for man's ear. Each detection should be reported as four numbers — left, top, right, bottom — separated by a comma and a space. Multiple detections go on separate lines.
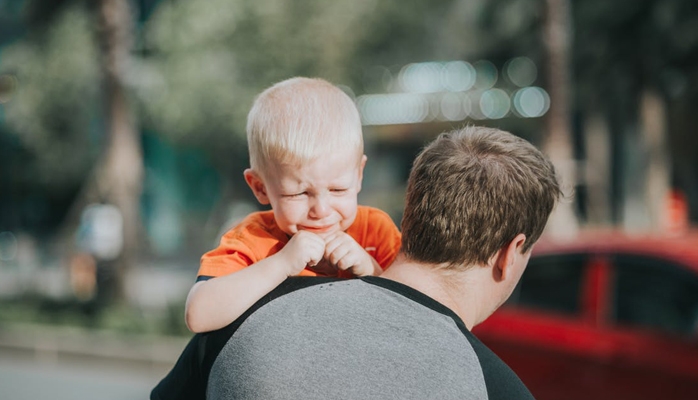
490, 233, 527, 282
356, 155, 367, 193
244, 169, 270, 205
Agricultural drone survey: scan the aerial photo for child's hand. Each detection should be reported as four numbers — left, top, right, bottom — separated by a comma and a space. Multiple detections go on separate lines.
323, 231, 381, 277
278, 231, 326, 276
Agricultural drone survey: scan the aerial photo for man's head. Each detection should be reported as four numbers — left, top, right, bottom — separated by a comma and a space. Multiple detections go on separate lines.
243, 77, 367, 237
400, 126, 561, 270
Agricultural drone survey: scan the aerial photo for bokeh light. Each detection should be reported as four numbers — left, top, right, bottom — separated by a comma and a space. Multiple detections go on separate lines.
513, 86, 550, 118
505, 57, 537, 87
357, 93, 429, 125
358, 59, 546, 125
399, 62, 444, 93
473, 60, 498, 90
439, 92, 467, 121
480, 88, 510, 119
467, 91, 486, 120
441, 61, 476, 92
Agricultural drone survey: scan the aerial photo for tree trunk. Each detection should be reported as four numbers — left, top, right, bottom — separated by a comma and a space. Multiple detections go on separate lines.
94, 0, 143, 303
542, 0, 579, 238
640, 90, 671, 232
582, 113, 612, 226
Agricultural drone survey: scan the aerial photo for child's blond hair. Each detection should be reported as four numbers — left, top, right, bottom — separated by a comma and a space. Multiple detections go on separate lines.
246, 77, 364, 177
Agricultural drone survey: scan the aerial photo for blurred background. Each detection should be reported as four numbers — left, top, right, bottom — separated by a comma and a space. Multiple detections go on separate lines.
0, 0, 697, 398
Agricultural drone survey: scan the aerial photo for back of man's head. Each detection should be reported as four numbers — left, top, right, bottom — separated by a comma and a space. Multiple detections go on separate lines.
400, 126, 561, 269
246, 77, 364, 178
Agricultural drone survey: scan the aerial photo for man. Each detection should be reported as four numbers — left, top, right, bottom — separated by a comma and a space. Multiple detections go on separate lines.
151, 126, 562, 400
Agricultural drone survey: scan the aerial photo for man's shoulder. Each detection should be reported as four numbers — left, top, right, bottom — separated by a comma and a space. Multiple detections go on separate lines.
266, 276, 343, 299
216, 277, 342, 334
208, 277, 504, 400
463, 333, 536, 400
194, 277, 344, 382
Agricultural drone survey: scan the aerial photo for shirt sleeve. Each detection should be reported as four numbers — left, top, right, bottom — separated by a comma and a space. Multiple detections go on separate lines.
150, 334, 208, 400
197, 233, 256, 279
366, 208, 402, 270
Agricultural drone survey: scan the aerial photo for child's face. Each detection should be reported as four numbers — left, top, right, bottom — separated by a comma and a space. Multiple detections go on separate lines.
245, 151, 367, 238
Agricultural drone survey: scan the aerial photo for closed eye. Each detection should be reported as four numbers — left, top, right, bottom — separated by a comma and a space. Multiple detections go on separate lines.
283, 192, 307, 198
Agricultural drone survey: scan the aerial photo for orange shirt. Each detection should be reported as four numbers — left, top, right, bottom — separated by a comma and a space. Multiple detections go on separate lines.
198, 206, 401, 279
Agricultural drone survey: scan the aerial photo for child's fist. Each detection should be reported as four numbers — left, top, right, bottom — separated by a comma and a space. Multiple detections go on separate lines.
279, 231, 326, 276
323, 231, 381, 277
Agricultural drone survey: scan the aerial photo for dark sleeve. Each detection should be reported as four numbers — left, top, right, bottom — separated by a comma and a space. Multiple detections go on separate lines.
466, 334, 536, 400
150, 333, 208, 400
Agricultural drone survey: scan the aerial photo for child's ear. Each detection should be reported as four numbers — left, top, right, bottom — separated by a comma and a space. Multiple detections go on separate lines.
356, 155, 368, 192
244, 169, 270, 205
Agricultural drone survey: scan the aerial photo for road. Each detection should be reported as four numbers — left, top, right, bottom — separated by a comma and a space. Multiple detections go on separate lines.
0, 346, 170, 400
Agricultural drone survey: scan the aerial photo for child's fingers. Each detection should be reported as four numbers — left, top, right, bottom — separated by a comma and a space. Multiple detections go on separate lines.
327, 245, 353, 270
288, 231, 326, 268
323, 234, 343, 257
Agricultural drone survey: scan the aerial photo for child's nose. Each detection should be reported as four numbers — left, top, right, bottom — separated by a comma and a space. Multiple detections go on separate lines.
309, 194, 331, 219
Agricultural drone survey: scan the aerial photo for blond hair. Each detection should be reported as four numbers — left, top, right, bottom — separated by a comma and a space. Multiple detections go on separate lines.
246, 77, 363, 176
400, 126, 562, 269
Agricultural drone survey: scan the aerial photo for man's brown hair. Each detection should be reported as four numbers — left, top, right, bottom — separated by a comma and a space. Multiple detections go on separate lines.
400, 126, 562, 269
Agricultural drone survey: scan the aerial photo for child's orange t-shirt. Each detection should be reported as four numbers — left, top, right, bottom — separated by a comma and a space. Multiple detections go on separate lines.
197, 205, 401, 280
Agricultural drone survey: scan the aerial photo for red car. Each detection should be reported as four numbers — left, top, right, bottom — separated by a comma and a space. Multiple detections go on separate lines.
473, 230, 698, 400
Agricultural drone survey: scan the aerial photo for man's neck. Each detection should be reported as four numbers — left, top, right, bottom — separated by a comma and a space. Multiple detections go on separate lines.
380, 255, 490, 330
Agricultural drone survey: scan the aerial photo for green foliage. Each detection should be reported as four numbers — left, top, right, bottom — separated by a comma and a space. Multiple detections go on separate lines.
4, 0, 697, 237
0, 5, 101, 189
574, 0, 698, 110
135, 0, 247, 148
0, 295, 190, 337
136, 0, 386, 152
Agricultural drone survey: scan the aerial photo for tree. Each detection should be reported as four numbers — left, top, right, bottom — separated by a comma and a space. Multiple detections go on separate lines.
541, 0, 579, 237
1, 0, 142, 303
573, 0, 698, 228
0, 3, 101, 236
91, 0, 143, 302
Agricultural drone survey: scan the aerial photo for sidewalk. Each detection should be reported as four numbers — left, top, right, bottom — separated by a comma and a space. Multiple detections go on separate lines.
0, 322, 190, 374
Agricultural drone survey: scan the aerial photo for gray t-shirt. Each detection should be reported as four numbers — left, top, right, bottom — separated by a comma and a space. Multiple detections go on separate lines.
151, 276, 535, 400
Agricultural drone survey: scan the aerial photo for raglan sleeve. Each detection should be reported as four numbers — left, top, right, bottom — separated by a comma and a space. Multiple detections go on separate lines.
150, 334, 209, 400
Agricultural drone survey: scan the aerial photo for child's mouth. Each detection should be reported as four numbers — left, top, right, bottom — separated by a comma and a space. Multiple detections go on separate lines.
300, 224, 334, 233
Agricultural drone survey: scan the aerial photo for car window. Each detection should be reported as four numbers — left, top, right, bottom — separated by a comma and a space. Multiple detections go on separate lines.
506, 253, 587, 316
612, 254, 698, 337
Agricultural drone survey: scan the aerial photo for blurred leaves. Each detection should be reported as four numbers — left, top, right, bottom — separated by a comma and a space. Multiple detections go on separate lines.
2, 0, 698, 236
134, 0, 245, 147
135, 0, 385, 151
574, 0, 698, 109
1, 0, 545, 177
0, 0, 563, 237
0, 5, 100, 189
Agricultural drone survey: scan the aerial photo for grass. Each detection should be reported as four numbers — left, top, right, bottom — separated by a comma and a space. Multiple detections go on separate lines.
0, 295, 191, 337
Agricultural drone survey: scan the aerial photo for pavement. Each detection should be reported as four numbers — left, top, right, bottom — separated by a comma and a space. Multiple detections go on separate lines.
0, 261, 194, 377
0, 322, 190, 400
0, 322, 190, 374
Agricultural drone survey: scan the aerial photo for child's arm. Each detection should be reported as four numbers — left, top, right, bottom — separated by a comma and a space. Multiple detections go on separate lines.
185, 231, 326, 333
323, 231, 383, 277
